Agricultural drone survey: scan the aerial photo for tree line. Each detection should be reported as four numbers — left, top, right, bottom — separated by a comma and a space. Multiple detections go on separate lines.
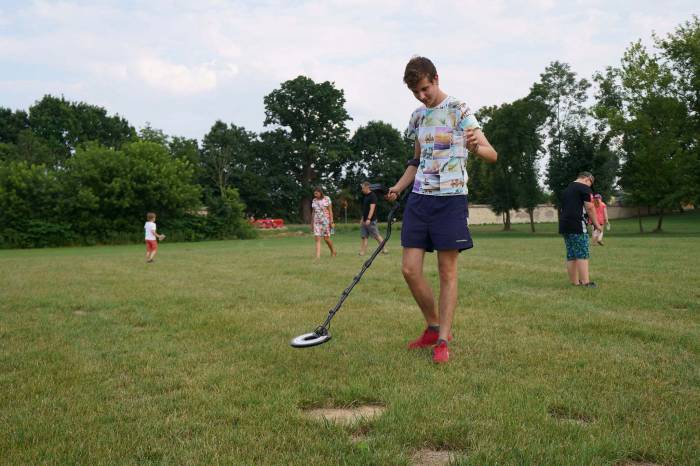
1, 16, 698, 247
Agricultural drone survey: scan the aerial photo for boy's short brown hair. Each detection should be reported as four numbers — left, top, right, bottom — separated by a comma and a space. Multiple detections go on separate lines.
403, 56, 437, 88
146, 212, 156, 221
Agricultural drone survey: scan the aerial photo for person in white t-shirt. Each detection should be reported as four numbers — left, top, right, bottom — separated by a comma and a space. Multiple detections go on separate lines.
144, 212, 165, 263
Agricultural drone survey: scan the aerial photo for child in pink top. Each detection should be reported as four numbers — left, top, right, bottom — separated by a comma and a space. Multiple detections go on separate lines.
591, 194, 610, 245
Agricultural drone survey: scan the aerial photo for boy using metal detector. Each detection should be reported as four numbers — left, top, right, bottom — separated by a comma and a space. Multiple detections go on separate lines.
386, 56, 498, 363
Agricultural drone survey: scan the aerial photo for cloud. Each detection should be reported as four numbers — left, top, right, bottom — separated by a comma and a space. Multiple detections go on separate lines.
0, 0, 698, 140
134, 57, 237, 94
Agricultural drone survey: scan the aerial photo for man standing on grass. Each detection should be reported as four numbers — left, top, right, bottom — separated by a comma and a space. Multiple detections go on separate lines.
387, 56, 497, 364
559, 172, 601, 287
359, 181, 387, 256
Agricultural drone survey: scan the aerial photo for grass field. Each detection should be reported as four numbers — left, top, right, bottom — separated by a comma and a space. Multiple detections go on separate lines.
1, 211, 699, 465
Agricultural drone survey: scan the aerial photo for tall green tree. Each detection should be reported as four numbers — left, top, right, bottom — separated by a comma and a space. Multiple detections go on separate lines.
263, 76, 351, 223
546, 125, 619, 207
347, 121, 409, 187
247, 129, 303, 220
28, 95, 135, 166
655, 16, 700, 205
0, 108, 29, 144
531, 61, 592, 203
594, 40, 696, 231
201, 121, 256, 201
344, 121, 411, 220
476, 97, 547, 230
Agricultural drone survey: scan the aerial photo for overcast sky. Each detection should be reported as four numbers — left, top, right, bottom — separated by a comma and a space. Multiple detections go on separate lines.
1, 1, 697, 141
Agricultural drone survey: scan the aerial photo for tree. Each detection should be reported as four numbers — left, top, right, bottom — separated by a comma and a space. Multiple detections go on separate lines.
138, 124, 202, 183
247, 129, 303, 220
0, 161, 69, 247
169, 136, 201, 172
59, 141, 201, 241
547, 125, 619, 207
476, 98, 547, 230
655, 16, 700, 205
348, 121, 409, 187
138, 123, 169, 145
531, 62, 593, 206
263, 76, 351, 223
201, 121, 256, 200
593, 40, 696, 231
532, 61, 590, 157
0, 108, 29, 144
27, 95, 135, 167
345, 121, 411, 220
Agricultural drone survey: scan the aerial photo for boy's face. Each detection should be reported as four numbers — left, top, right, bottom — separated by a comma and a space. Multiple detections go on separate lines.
408, 75, 440, 107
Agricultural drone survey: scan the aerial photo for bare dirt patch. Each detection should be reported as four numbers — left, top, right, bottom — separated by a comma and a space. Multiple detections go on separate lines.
302, 405, 385, 426
618, 462, 662, 466
73, 310, 88, 316
548, 405, 594, 425
411, 449, 457, 466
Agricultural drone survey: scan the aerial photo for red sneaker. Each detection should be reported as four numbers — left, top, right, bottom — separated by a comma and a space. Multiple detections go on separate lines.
432, 340, 449, 364
407, 328, 452, 349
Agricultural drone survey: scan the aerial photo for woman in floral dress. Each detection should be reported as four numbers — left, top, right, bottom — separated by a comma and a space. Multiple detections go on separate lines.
311, 187, 337, 259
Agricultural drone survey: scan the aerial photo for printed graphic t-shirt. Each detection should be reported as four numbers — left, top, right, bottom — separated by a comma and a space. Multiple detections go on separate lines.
406, 96, 481, 196
145, 221, 157, 240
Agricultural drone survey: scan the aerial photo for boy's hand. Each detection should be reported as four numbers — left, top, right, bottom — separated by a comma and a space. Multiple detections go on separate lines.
386, 185, 401, 202
466, 128, 480, 154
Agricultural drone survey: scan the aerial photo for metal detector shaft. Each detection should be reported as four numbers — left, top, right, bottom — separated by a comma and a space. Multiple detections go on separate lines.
319, 200, 402, 329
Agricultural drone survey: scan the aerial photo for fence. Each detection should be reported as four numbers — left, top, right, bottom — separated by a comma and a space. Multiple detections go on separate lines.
467, 204, 679, 225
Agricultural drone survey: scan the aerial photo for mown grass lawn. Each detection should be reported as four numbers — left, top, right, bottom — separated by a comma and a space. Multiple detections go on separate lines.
1, 211, 699, 465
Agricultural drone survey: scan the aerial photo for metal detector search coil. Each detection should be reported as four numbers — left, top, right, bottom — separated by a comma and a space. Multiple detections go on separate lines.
290, 185, 403, 348
289, 327, 332, 348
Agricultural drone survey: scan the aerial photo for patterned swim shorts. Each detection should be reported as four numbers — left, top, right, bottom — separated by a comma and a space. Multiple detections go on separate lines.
563, 233, 589, 260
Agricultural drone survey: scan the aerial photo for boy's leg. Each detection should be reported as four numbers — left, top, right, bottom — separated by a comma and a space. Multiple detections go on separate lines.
436, 249, 459, 342
402, 247, 438, 325
567, 260, 579, 285
576, 259, 590, 284
564, 235, 579, 284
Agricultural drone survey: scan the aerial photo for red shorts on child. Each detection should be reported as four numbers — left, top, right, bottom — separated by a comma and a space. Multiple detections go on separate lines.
146, 240, 158, 252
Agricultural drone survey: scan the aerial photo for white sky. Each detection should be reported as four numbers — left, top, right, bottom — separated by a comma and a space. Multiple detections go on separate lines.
1, 1, 697, 141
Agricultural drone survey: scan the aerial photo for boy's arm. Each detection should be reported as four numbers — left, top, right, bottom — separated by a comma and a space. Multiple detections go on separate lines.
151, 226, 165, 240
387, 140, 420, 200
584, 201, 602, 231
466, 128, 497, 163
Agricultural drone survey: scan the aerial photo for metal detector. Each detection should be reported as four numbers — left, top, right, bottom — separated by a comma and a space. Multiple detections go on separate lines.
290, 184, 402, 348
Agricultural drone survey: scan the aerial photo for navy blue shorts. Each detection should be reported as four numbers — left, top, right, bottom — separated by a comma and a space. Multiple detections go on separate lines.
401, 193, 473, 252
